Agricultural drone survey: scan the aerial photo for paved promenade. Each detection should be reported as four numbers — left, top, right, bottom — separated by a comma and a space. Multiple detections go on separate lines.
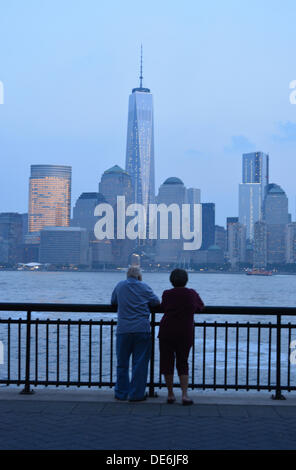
1, 388, 296, 450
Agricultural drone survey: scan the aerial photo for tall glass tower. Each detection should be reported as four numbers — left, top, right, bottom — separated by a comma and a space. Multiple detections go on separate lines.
125, 47, 155, 208
239, 152, 269, 240
242, 151, 269, 194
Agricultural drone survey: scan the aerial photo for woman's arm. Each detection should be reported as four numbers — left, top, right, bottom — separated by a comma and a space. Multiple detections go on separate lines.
194, 291, 205, 312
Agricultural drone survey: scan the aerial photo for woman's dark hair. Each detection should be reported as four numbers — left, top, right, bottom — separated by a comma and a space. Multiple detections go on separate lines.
169, 269, 188, 287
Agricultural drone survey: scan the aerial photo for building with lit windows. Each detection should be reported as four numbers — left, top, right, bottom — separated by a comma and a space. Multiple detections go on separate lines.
242, 152, 269, 189
239, 183, 262, 241
125, 49, 155, 208
239, 152, 269, 240
28, 165, 72, 233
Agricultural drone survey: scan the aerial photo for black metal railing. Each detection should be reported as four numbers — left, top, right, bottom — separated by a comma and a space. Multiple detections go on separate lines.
1, 303, 296, 399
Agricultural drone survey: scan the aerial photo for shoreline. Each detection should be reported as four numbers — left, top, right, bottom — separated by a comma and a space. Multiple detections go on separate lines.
0, 269, 295, 275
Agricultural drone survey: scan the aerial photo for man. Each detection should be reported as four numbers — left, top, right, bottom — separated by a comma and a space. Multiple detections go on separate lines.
111, 266, 160, 401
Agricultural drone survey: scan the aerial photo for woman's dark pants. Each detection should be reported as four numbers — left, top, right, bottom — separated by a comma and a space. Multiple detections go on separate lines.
159, 338, 192, 376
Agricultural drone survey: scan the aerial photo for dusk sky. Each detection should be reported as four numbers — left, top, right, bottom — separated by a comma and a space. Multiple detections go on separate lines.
0, 0, 295, 225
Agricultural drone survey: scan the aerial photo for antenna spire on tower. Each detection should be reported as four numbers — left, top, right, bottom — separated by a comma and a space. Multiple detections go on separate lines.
139, 44, 143, 88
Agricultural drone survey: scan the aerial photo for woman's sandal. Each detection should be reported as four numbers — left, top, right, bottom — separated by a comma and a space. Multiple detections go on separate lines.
182, 399, 194, 406
167, 398, 176, 404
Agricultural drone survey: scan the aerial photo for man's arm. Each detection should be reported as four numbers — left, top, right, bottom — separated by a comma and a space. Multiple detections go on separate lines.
146, 286, 160, 307
111, 287, 118, 306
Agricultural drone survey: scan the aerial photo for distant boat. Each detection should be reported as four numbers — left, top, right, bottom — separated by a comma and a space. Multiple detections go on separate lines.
246, 268, 273, 276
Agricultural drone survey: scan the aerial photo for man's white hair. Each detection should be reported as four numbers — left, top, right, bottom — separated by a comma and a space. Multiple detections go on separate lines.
127, 266, 141, 279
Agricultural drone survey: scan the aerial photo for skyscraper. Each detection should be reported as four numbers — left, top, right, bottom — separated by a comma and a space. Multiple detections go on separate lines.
0, 213, 23, 264
263, 183, 289, 265
125, 48, 155, 208
99, 165, 134, 266
227, 221, 246, 267
72, 192, 106, 238
99, 165, 132, 207
215, 225, 227, 253
187, 188, 201, 233
155, 177, 187, 265
28, 165, 72, 233
239, 152, 269, 240
253, 221, 267, 268
286, 222, 296, 264
239, 183, 262, 240
187, 188, 201, 205
201, 203, 215, 250
226, 217, 239, 252
242, 152, 269, 188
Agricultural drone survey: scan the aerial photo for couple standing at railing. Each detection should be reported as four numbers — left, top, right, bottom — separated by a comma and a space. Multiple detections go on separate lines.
111, 266, 204, 405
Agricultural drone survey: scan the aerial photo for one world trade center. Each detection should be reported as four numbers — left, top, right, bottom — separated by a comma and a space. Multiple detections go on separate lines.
125, 48, 155, 209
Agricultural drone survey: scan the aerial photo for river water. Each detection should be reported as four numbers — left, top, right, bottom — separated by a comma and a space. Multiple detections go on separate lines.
0, 271, 295, 391
0, 270, 295, 307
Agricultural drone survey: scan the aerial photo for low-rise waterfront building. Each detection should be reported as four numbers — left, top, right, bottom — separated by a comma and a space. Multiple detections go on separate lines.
39, 227, 89, 266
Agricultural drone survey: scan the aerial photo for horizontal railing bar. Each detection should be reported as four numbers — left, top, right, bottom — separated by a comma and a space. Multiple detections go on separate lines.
1, 318, 296, 328
0, 319, 117, 325
0, 380, 116, 387
156, 383, 277, 391
0, 303, 296, 315
1, 380, 290, 391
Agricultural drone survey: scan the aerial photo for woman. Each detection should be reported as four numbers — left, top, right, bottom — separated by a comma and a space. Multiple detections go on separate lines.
158, 269, 204, 405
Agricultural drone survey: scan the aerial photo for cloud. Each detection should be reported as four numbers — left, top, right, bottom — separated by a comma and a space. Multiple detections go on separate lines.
273, 121, 296, 142
224, 135, 256, 153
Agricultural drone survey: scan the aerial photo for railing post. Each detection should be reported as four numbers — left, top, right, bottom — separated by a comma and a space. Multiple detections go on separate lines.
20, 310, 34, 395
149, 311, 157, 398
272, 314, 285, 400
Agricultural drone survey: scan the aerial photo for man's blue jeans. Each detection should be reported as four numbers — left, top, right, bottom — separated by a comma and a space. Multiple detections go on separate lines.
115, 333, 151, 400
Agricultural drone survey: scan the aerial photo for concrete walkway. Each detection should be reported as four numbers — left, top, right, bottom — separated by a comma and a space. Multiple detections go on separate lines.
0, 388, 296, 450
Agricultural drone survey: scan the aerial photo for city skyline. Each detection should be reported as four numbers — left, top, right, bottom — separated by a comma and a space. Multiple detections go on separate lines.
0, 131, 295, 268
0, 1, 296, 226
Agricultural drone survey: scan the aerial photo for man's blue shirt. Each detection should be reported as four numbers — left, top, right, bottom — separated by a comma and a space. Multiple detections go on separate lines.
111, 278, 160, 334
